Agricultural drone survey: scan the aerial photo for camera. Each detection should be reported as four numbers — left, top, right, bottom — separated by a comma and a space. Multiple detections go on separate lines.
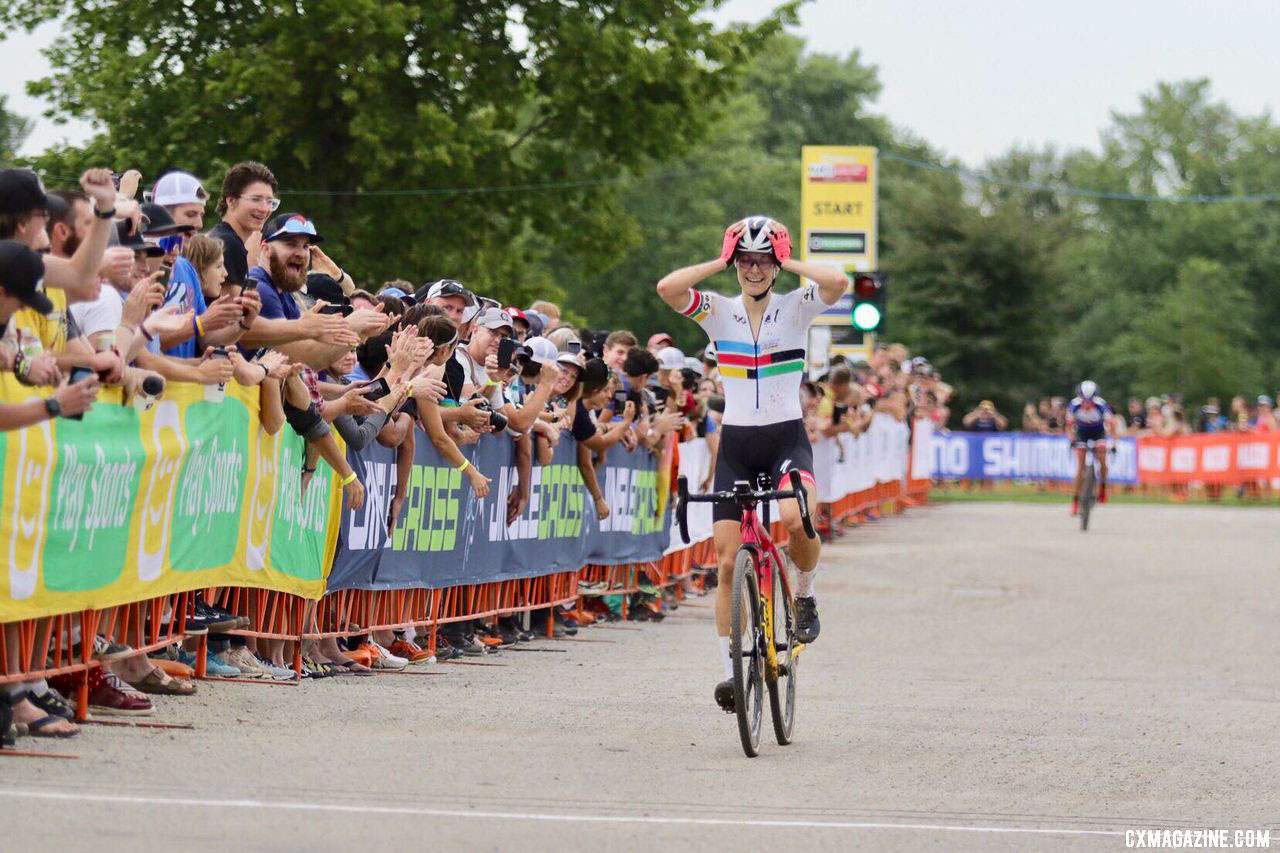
469, 396, 509, 432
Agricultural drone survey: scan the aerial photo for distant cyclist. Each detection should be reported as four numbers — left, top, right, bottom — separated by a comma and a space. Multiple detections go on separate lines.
1067, 380, 1113, 515
656, 216, 847, 712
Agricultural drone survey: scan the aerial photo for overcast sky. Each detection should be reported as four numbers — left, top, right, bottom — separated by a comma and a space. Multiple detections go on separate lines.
3, 2, 1276, 165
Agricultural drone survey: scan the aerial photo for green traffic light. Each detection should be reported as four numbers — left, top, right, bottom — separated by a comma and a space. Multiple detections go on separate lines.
852, 302, 881, 331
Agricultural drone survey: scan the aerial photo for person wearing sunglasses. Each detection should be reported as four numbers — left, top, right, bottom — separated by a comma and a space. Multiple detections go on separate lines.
656, 215, 847, 713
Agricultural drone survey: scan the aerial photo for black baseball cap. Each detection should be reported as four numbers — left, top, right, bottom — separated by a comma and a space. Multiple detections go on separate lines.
305, 272, 347, 306
141, 202, 196, 235
118, 220, 165, 256
0, 169, 48, 216
0, 240, 54, 314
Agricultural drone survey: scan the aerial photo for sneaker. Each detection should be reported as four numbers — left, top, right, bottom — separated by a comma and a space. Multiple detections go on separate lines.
360, 642, 408, 671
432, 637, 463, 660
92, 635, 134, 662
223, 646, 271, 679
177, 648, 242, 678
195, 597, 250, 631
713, 679, 735, 713
388, 638, 435, 665
443, 632, 485, 657
89, 673, 154, 717
254, 654, 298, 681
189, 598, 242, 633
794, 596, 820, 644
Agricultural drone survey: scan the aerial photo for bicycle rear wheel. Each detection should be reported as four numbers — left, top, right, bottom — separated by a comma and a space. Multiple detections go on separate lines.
1080, 463, 1095, 532
768, 554, 798, 745
730, 546, 765, 758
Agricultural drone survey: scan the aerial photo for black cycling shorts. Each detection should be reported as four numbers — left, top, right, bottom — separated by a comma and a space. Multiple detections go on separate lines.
1072, 424, 1106, 447
712, 419, 814, 523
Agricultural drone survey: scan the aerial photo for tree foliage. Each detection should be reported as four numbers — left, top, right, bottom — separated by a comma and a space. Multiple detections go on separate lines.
0, 96, 33, 160
2, 0, 795, 306
8, 7, 1278, 418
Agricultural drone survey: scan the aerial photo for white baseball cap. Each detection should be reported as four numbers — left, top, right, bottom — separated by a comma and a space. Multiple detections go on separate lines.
523, 336, 558, 366
149, 171, 208, 207
684, 357, 704, 377
477, 307, 514, 332
656, 346, 685, 371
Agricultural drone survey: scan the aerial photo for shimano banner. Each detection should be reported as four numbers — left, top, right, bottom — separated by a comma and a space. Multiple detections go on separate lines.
930, 431, 1138, 483
329, 434, 670, 591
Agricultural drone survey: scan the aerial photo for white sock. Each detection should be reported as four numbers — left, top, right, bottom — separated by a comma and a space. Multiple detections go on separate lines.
796, 568, 816, 599
718, 636, 733, 680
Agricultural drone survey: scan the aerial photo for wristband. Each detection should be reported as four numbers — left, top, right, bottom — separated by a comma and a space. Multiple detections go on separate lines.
195, 315, 205, 337
94, 206, 116, 220
340, 470, 358, 486
140, 323, 155, 343
258, 363, 270, 383
302, 466, 317, 474
119, 324, 136, 338
456, 459, 471, 474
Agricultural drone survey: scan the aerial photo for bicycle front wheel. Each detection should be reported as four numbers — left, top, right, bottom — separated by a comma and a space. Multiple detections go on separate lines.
730, 546, 765, 758
768, 553, 798, 745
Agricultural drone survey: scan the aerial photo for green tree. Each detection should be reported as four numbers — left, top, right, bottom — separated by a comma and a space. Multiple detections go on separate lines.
574, 33, 891, 350
0, 96, 33, 160
2, 0, 794, 305
1107, 257, 1262, 405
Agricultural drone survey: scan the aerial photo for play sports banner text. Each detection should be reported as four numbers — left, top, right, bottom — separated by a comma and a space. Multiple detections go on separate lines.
0, 379, 341, 621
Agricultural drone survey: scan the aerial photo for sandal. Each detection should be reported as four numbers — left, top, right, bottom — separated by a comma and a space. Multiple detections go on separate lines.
26, 689, 76, 721
333, 658, 373, 676
25, 712, 79, 738
130, 667, 198, 696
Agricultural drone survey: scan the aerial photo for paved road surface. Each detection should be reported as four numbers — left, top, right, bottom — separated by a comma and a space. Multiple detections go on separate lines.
4, 502, 1277, 851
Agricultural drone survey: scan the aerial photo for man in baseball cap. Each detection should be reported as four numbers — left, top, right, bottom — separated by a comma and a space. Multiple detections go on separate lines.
148, 170, 208, 231
647, 331, 675, 354
0, 240, 54, 320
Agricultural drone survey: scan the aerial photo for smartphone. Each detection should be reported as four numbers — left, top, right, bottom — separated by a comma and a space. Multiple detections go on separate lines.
566, 340, 582, 355
361, 377, 391, 400
66, 367, 97, 421
318, 303, 353, 317
496, 337, 518, 370
612, 390, 628, 411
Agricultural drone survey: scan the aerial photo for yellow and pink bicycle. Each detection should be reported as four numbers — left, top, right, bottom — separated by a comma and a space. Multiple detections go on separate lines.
676, 470, 816, 757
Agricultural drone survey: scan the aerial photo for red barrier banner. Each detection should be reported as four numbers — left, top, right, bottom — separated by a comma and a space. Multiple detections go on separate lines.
1136, 431, 1280, 484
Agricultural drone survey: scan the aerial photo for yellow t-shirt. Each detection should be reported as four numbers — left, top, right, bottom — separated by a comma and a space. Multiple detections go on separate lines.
6, 287, 70, 355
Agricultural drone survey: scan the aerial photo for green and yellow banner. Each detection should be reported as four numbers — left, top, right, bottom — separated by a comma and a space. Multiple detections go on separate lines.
0, 378, 341, 621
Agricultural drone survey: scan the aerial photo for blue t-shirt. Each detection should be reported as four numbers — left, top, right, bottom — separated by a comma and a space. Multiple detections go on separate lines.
250, 265, 300, 321
161, 256, 209, 359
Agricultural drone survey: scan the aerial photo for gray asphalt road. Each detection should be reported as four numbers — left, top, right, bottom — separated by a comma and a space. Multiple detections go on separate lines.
4, 501, 1277, 852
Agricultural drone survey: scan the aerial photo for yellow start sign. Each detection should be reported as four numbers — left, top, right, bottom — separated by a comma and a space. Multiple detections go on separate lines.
800, 146, 878, 365
801, 145, 877, 271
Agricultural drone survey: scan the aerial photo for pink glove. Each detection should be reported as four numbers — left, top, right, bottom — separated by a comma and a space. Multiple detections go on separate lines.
769, 224, 792, 263
720, 225, 739, 266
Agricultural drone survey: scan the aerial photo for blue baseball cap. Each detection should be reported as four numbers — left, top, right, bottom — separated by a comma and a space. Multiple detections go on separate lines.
264, 213, 323, 244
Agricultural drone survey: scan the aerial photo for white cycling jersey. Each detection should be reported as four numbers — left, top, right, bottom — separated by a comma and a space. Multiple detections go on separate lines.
676, 283, 835, 426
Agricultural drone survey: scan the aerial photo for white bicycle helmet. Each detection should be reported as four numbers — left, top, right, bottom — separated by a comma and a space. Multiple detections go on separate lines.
1077, 380, 1098, 400
734, 215, 775, 257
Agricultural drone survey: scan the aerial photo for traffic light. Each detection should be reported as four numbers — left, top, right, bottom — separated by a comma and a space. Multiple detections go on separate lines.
850, 272, 885, 333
